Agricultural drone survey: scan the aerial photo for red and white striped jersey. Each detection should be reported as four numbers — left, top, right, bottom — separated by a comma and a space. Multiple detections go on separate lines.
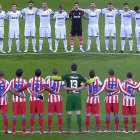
27, 77, 46, 101
46, 78, 65, 103
9, 77, 27, 102
0, 78, 9, 105
86, 78, 102, 104
122, 79, 137, 106
94, 77, 131, 103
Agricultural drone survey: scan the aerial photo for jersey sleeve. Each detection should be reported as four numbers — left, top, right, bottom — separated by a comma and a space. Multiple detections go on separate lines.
50, 9, 54, 15
69, 10, 72, 18
21, 8, 25, 14
98, 9, 102, 14
4, 11, 10, 19
81, 10, 84, 16
82, 9, 89, 14
61, 81, 66, 87
118, 10, 122, 15
35, 7, 38, 14
53, 12, 56, 19
80, 75, 87, 83
62, 74, 68, 81
36, 9, 40, 16
101, 8, 106, 14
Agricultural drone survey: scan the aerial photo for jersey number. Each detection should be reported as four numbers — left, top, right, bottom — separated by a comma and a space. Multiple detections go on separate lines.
70, 80, 78, 88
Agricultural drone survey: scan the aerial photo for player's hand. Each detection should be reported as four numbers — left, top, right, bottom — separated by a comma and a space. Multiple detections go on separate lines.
19, 94, 26, 99
54, 91, 59, 95
106, 92, 110, 96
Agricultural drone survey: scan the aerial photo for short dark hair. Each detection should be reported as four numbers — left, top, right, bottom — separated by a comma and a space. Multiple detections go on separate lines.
89, 69, 95, 78
28, 0, 34, 4
71, 63, 77, 71
109, 69, 114, 76
74, 2, 79, 5
12, 3, 17, 6
108, 2, 112, 5
52, 68, 58, 75
0, 71, 5, 77
58, 4, 63, 9
127, 72, 132, 78
35, 69, 41, 77
16, 69, 23, 77
123, 3, 128, 6
134, 6, 139, 11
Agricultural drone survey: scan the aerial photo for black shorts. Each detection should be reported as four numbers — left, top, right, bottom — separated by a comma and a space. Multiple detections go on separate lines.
70, 25, 82, 36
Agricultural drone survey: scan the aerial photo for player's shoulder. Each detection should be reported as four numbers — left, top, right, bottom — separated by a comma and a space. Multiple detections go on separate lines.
34, 7, 38, 10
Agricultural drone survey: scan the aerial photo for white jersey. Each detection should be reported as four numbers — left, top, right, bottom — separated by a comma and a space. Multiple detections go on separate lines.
119, 10, 134, 27
4, 10, 22, 29
83, 9, 101, 25
132, 12, 140, 27
21, 7, 38, 27
102, 8, 119, 25
0, 11, 5, 27
37, 8, 53, 28
53, 11, 69, 27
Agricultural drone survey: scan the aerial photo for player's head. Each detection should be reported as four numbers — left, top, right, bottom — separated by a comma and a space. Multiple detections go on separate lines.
0, 71, 5, 78
12, 3, 17, 11
74, 2, 79, 10
28, 0, 34, 8
90, 2, 96, 9
134, 6, 140, 12
35, 69, 41, 77
123, 3, 129, 10
127, 72, 132, 79
58, 4, 63, 13
71, 63, 77, 72
16, 69, 23, 77
109, 69, 114, 76
42, 2, 48, 9
0, 4, 2, 10
52, 68, 58, 76
89, 69, 95, 78
108, 2, 113, 10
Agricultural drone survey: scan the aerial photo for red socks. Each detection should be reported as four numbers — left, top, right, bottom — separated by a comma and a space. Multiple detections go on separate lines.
3, 115, 8, 132
95, 116, 100, 131
12, 116, 17, 132
105, 116, 110, 131
58, 115, 62, 132
39, 115, 43, 132
79, 37, 83, 46
70, 36, 74, 47
132, 117, 136, 131
48, 115, 52, 132
22, 117, 26, 132
115, 116, 119, 131
124, 116, 128, 132
85, 115, 90, 131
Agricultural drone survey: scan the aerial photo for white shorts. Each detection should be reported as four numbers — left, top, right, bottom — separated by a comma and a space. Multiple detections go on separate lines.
135, 26, 140, 38
105, 24, 116, 37
120, 26, 132, 38
88, 24, 99, 37
9, 28, 19, 38
40, 26, 51, 38
0, 27, 4, 38
24, 26, 36, 37
55, 26, 66, 39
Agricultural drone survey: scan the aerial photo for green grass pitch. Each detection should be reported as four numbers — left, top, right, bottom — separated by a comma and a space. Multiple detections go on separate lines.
0, 0, 140, 140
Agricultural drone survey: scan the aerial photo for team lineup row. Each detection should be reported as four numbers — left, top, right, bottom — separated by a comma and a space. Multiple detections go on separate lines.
0, 1, 140, 54
0, 64, 139, 134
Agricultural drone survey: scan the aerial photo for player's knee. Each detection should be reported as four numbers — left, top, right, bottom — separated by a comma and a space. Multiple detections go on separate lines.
105, 37, 109, 39
128, 38, 132, 40
121, 37, 125, 40
112, 37, 116, 40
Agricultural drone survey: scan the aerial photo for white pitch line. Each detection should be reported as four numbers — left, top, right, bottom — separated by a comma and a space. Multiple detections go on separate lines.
0, 52, 140, 56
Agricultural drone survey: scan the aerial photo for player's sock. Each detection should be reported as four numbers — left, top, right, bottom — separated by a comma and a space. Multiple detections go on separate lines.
70, 36, 75, 49
105, 39, 109, 51
30, 114, 35, 132
112, 39, 116, 50
77, 114, 82, 131
63, 39, 67, 50
95, 116, 100, 131
25, 38, 29, 50
137, 37, 140, 51
48, 38, 52, 50
85, 115, 90, 131
115, 116, 119, 131
22, 117, 26, 132
12, 116, 17, 132
32, 37, 36, 50
96, 37, 100, 51
87, 37, 91, 50
79, 37, 83, 49
58, 114, 63, 132
132, 117, 136, 131
3, 114, 8, 132
105, 116, 110, 131
39, 115, 43, 132
48, 114, 52, 132
129, 40, 133, 51
67, 114, 72, 131
16, 39, 20, 51
39, 38, 43, 51
8, 38, 12, 51
0, 40, 3, 51
121, 40, 125, 51
124, 116, 128, 132
55, 39, 59, 51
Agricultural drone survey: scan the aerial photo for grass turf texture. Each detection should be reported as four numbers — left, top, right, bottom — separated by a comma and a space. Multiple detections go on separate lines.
0, 0, 140, 140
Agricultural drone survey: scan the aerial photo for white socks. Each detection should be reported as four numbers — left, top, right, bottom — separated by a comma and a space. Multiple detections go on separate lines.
0, 40, 3, 51
48, 38, 52, 50
32, 37, 36, 50
112, 39, 116, 50
96, 37, 100, 51
8, 38, 12, 51
16, 39, 20, 50
137, 37, 140, 51
105, 39, 109, 51
55, 39, 59, 50
39, 38, 43, 51
87, 37, 91, 50
25, 38, 29, 50
63, 39, 67, 50
129, 40, 133, 51
121, 40, 125, 51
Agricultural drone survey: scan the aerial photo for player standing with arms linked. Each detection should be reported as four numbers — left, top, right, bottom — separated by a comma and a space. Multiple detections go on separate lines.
69, 2, 86, 52
37, 2, 54, 53
21, 1, 38, 53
